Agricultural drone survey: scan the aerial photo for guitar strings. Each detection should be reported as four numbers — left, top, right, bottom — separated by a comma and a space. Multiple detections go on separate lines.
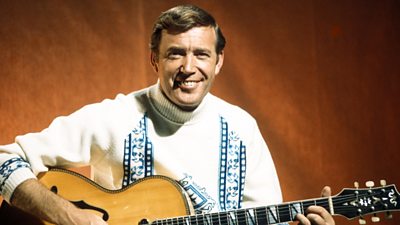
151, 191, 389, 225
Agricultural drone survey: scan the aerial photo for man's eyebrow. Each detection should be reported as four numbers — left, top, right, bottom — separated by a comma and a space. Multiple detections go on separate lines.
165, 46, 213, 55
193, 48, 212, 54
165, 46, 186, 54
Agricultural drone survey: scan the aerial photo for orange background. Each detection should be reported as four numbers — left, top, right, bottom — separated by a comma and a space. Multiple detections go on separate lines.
0, 1, 399, 224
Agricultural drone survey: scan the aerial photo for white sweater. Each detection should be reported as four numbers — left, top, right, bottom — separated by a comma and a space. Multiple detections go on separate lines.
0, 84, 282, 213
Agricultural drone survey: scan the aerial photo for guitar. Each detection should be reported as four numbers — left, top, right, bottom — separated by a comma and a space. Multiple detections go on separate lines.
0, 168, 399, 225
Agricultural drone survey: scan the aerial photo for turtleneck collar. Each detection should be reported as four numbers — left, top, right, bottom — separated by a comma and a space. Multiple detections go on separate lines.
148, 82, 209, 124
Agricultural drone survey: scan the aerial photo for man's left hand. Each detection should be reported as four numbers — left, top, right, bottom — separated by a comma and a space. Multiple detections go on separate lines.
296, 186, 335, 225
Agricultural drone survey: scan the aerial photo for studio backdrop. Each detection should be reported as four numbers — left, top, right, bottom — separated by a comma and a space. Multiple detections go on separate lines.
0, 1, 399, 224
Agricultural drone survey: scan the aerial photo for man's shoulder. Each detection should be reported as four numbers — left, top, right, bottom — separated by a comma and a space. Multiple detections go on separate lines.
115, 86, 149, 102
71, 86, 152, 119
100, 86, 152, 108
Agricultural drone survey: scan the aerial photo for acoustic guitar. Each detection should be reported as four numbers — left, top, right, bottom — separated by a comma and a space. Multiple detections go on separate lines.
0, 168, 399, 225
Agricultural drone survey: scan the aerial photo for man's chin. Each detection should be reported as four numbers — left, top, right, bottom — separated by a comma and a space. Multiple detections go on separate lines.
175, 102, 200, 111
168, 90, 206, 111
173, 98, 202, 111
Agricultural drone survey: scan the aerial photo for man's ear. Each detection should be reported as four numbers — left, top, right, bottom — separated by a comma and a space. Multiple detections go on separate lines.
150, 51, 159, 72
215, 51, 224, 75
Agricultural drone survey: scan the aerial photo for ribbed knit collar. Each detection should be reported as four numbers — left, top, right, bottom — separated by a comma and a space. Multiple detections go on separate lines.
148, 83, 209, 124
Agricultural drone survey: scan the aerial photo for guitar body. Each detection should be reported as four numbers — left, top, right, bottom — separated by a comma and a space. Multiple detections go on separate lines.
0, 169, 193, 225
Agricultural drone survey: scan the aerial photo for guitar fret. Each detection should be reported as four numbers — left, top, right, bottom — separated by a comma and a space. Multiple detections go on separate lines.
211, 212, 221, 225
203, 213, 213, 225
277, 204, 290, 222
189, 215, 197, 225
255, 207, 268, 225
316, 198, 330, 212
236, 209, 247, 225
227, 211, 238, 225
266, 205, 279, 224
177, 217, 186, 225
174, 217, 179, 225
177, 217, 182, 225
210, 213, 217, 225
196, 214, 204, 225
245, 209, 257, 225
302, 200, 316, 213
287, 202, 303, 221
166, 218, 174, 225
219, 212, 229, 225
183, 217, 190, 225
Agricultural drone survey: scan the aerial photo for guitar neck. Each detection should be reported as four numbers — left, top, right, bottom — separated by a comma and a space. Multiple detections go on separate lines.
152, 197, 331, 225
153, 183, 400, 225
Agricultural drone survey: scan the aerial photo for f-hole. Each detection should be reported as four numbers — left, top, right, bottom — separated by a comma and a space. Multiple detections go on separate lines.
50, 185, 110, 221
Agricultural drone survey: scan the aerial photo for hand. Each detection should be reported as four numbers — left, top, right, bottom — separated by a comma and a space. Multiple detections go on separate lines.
295, 186, 335, 225
61, 207, 108, 225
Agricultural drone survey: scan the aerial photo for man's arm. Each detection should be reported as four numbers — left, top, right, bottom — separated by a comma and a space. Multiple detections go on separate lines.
11, 178, 107, 225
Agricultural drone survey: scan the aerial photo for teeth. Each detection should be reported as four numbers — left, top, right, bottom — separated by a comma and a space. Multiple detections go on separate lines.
180, 81, 196, 87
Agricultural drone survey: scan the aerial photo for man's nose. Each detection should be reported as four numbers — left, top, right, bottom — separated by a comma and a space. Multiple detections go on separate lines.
181, 55, 196, 74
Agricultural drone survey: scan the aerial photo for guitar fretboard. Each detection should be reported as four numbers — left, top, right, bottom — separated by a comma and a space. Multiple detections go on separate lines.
152, 198, 330, 225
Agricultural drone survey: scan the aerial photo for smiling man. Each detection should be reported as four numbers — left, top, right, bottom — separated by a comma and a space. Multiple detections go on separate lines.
0, 5, 334, 225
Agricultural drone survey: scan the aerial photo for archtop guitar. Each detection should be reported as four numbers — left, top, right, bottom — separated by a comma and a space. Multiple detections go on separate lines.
0, 168, 399, 225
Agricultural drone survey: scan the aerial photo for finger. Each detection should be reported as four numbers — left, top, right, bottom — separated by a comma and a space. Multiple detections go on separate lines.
307, 213, 326, 225
321, 186, 331, 197
307, 206, 335, 225
295, 213, 311, 225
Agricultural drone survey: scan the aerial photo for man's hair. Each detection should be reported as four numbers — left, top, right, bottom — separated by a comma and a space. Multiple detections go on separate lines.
150, 5, 226, 58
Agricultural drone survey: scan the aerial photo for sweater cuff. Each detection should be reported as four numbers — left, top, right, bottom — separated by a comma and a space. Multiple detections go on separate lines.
1, 166, 37, 203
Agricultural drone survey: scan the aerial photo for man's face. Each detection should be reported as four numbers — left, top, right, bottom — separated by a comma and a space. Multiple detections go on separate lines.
151, 26, 224, 111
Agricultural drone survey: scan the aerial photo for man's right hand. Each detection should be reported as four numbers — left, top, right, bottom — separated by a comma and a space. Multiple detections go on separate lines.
63, 207, 108, 225
11, 178, 108, 225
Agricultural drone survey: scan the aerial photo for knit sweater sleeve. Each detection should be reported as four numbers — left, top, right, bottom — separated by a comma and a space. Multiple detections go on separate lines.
0, 94, 134, 202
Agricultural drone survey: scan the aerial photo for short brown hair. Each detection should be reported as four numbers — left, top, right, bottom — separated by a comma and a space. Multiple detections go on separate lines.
150, 5, 226, 58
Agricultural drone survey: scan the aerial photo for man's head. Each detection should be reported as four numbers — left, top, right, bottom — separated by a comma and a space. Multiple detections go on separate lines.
150, 5, 226, 59
150, 5, 226, 111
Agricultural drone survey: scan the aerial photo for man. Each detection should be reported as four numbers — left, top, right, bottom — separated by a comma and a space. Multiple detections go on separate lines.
0, 5, 334, 225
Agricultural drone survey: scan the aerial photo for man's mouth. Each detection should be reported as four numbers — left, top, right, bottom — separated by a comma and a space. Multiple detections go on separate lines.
178, 80, 198, 88
174, 77, 204, 90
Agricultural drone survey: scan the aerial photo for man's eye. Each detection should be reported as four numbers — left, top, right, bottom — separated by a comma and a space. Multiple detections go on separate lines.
167, 52, 183, 59
196, 53, 210, 59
